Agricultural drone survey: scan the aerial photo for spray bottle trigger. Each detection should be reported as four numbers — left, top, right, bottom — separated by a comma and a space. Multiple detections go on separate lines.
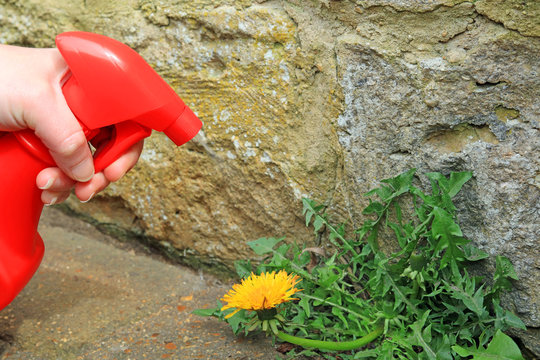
91, 121, 152, 174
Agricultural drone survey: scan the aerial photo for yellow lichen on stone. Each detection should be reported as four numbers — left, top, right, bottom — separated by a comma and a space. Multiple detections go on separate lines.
475, 0, 540, 37
495, 105, 520, 123
201, 5, 296, 43
426, 124, 499, 153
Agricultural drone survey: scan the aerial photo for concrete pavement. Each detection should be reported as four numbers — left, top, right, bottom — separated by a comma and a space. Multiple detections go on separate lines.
0, 207, 277, 360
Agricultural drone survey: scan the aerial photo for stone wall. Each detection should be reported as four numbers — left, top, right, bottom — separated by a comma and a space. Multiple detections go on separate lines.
1, 0, 538, 354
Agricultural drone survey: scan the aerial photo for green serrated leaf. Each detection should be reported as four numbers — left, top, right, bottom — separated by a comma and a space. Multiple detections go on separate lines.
463, 244, 489, 262
425, 172, 447, 196
234, 260, 252, 278
452, 330, 524, 360
352, 348, 382, 358
410, 310, 437, 360
364, 185, 393, 200
248, 237, 285, 255
226, 309, 250, 334
363, 200, 385, 216
313, 215, 325, 233
431, 207, 468, 270
388, 221, 407, 248
382, 168, 416, 196
446, 273, 488, 318
316, 266, 342, 288
492, 299, 526, 331
495, 256, 519, 278
448, 171, 473, 197
432, 207, 462, 240
302, 198, 325, 227
299, 296, 311, 318
433, 335, 453, 360
502, 310, 527, 330
490, 256, 519, 297
331, 307, 348, 328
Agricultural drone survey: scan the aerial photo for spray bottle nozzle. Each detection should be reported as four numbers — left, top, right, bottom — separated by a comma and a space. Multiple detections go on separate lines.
164, 106, 202, 146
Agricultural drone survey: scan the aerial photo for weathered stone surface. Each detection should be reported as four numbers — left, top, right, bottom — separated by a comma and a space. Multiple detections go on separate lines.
1, 0, 538, 354
475, 0, 540, 37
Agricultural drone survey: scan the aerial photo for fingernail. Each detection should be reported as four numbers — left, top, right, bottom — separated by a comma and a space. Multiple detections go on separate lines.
72, 158, 94, 182
45, 196, 58, 207
81, 192, 95, 203
38, 178, 54, 190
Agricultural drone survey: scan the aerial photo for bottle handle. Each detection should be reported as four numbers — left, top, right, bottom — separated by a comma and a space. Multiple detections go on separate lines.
90, 121, 152, 173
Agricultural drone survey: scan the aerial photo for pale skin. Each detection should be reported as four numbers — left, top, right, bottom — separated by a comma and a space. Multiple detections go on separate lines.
0, 44, 143, 205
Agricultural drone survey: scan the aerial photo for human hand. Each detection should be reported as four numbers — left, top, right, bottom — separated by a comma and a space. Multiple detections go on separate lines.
0, 44, 143, 205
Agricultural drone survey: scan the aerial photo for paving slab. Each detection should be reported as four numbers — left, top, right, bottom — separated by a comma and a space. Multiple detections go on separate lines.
0, 208, 277, 360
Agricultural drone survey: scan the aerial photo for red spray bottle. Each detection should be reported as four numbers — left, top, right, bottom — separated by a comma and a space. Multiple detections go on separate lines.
0, 32, 202, 310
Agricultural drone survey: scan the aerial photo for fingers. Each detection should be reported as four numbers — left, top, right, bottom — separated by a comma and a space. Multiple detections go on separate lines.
41, 190, 71, 206
37, 167, 109, 204
37, 140, 144, 205
74, 141, 143, 200
37, 168, 75, 205
37, 167, 76, 191
103, 140, 144, 182
74, 172, 110, 202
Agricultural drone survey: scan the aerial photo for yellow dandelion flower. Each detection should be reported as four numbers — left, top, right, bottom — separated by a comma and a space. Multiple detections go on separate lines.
220, 270, 301, 319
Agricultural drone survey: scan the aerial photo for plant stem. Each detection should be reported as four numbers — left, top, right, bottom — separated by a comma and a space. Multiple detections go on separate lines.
298, 293, 370, 322
276, 325, 384, 351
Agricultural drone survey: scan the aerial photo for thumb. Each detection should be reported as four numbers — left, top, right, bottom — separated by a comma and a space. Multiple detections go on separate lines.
32, 89, 95, 183
43, 123, 95, 183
